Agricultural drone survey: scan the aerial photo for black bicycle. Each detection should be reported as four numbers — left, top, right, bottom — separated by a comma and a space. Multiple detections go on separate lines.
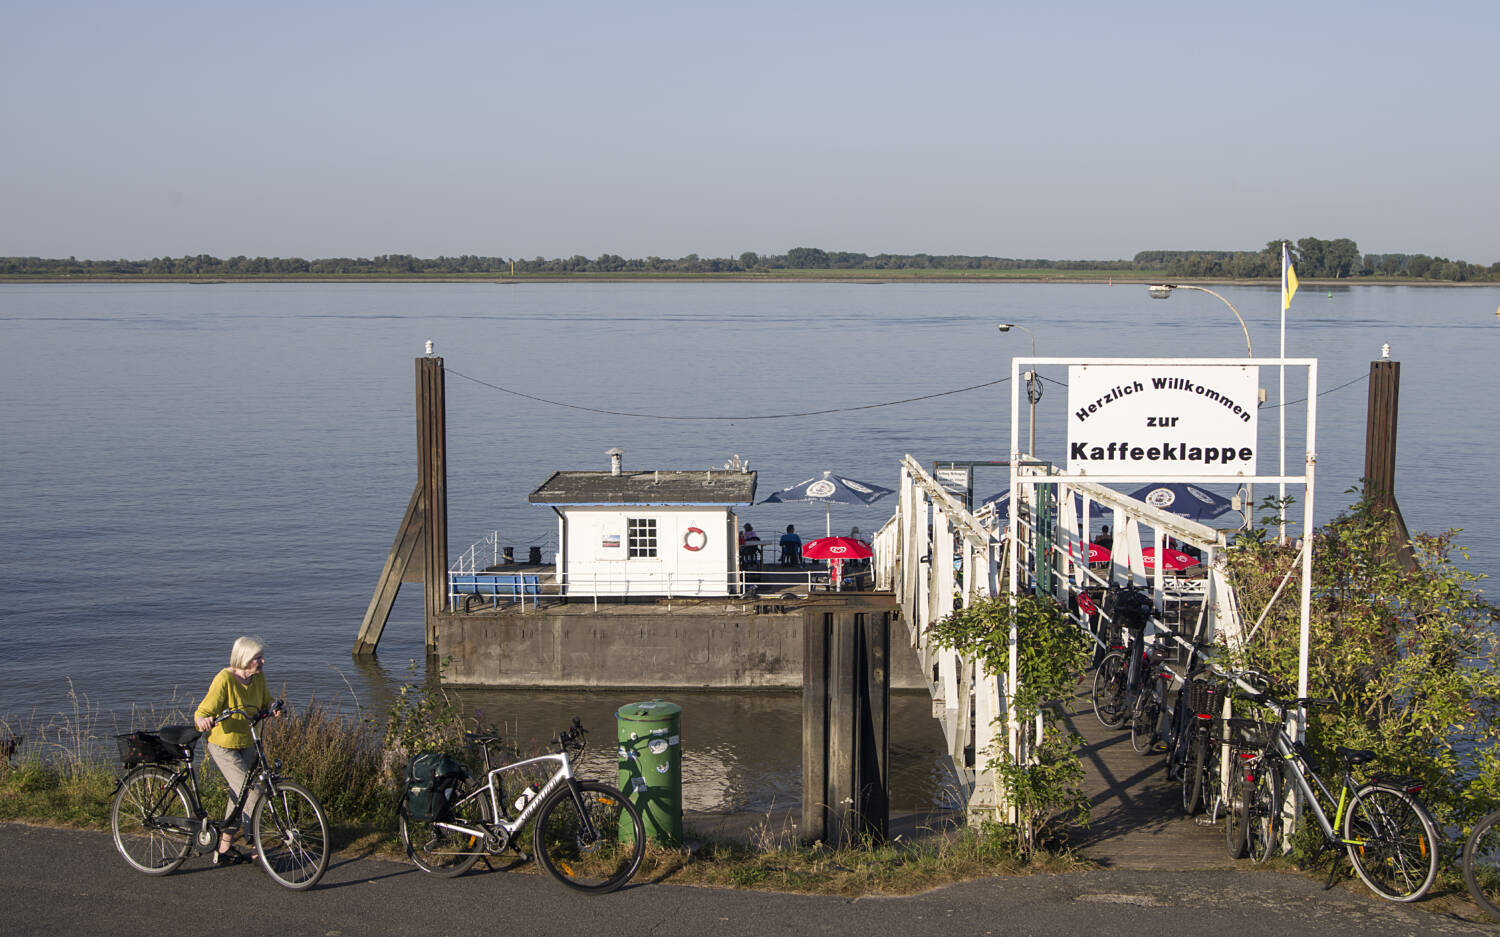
110, 701, 330, 890
1090, 585, 1157, 730
1464, 807, 1500, 920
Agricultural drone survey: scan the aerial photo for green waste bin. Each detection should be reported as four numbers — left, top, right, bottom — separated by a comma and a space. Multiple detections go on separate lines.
617, 699, 682, 846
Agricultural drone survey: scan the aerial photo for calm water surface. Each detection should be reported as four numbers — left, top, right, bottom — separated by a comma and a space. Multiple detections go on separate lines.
2, 282, 1496, 810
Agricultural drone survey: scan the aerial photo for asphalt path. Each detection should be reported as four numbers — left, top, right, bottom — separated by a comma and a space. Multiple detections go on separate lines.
1, 823, 1490, 937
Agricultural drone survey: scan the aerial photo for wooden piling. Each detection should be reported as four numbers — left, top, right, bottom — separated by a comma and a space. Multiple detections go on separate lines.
1363, 359, 1414, 569
353, 356, 448, 656
801, 598, 892, 845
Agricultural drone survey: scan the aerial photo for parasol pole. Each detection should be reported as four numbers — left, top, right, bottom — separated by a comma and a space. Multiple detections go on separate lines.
825, 504, 831, 537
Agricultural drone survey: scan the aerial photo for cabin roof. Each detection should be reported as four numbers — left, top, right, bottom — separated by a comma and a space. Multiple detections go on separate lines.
528, 470, 757, 506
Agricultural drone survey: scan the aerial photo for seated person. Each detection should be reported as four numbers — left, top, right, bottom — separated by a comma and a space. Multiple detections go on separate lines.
1095, 525, 1113, 549
740, 523, 761, 566
779, 525, 802, 566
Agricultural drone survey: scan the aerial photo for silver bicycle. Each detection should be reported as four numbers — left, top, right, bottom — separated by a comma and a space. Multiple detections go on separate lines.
399, 718, 645, 894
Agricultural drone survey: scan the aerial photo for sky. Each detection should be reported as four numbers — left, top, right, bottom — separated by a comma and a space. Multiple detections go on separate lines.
3, 1, 1497, 263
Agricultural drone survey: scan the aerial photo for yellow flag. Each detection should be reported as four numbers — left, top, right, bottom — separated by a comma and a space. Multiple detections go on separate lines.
1282, 244, 1299, 311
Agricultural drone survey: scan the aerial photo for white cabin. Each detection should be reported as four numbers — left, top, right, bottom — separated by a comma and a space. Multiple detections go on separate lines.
529, 455, 756, 597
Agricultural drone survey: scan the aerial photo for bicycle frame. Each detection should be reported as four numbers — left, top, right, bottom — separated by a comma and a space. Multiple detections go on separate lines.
141, 708, 283, 849
434, 749, 589, 848
1259, 718, 1365, 847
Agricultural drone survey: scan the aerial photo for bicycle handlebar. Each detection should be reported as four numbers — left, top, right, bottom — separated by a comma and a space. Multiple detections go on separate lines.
556, 717, 587, 752
1244, 690, 1335, 713
213, 699, 284, 727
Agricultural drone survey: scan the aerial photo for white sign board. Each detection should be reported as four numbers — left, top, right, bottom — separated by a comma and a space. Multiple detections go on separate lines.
1067, 364, 1259, 477
934, 466, 972, 508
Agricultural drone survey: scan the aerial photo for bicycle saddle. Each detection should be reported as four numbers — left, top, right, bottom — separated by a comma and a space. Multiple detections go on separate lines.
157, 725, 202, 747
1335, 746, 1377, 766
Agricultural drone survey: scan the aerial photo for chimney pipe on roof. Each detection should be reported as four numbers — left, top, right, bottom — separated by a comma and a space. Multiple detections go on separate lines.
606, 447, 623, 476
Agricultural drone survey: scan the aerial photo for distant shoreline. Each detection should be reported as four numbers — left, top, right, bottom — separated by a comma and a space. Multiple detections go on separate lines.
1, 274, 1493, 287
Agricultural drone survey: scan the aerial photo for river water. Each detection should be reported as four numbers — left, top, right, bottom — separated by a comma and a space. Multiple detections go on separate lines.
2, 281, 1496, 811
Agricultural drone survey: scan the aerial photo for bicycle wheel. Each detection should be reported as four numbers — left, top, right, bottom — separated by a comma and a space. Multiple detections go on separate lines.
1091, 652, 1127, 729
1130, 694, 1160, 754
1224, 765, 1249, 859
111, 766, 193, 875
1464, 810, 1500, 921
534, 780, 645, 894
1243, 760, 1281, 864
251, 780, 330, 890
1344, 784, 1438, 902
1180, 730, 1207, 815
402, 783, 489, 877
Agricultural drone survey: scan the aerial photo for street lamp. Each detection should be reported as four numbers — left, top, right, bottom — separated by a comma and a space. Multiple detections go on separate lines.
1148, 285, 1257, 529
997, 323, 1040, 455
1145, 284, 1253, 357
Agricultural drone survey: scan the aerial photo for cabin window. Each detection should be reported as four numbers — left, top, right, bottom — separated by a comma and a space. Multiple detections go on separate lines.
627, 518, 657, 558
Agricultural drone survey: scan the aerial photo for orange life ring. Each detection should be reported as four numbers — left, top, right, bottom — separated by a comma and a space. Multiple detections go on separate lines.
683, 527, 707, 551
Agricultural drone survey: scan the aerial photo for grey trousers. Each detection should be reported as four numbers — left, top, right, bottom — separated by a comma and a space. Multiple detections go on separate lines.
208, 742, 262, 828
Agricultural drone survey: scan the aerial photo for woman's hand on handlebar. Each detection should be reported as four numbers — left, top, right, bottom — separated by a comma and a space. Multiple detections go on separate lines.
194, 713, 214, 732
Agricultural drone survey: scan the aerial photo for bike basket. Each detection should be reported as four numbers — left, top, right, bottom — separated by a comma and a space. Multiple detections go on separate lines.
1186, 679, 1220, 715
115, 731, 180, 768
403, 752, 468, 822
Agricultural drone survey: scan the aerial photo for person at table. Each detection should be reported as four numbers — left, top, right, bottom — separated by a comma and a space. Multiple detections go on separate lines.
1096, 525, 1113, 549
740, 523, 761, 566
779, 524, 802, 566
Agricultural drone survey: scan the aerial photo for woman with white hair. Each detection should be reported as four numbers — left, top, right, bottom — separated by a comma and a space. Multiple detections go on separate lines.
194, 635, 275, 865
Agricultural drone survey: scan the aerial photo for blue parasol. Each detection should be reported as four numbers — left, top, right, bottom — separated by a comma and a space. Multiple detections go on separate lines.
1127, 483, 1235, 523
761, 470, 895, 536
979, 489, 1111, 523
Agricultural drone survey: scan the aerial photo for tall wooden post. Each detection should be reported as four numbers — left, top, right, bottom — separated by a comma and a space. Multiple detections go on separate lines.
353, 356, 449, 655
1363, 359, 1414, 569
802, 599, 891, 845
1364, 360, 1399, 507
418, 356, 450, 645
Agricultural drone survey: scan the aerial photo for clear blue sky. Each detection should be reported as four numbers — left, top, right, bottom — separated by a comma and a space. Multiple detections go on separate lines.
4, 1, 1496, 263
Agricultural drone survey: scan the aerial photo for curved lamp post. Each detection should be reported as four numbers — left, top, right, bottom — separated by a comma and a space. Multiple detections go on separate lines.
1148, 284, 1255, 528
1146, 284, 1253, 357
997, 323, 1040, 455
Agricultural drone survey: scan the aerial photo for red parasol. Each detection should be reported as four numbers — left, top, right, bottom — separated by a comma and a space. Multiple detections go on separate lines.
1142, 547, 1199, 571
1069, 542, 1112, 563
800, 536, 874, 560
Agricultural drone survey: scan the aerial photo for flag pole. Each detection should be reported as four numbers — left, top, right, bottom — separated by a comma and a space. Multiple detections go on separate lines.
1278, 241, 1290, 542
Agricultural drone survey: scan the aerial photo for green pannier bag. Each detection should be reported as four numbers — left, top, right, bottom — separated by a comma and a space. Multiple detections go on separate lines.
403, 753, 467, 822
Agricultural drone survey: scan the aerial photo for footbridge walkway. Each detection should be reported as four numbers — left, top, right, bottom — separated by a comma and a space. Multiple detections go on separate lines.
870, 448, 1314, 845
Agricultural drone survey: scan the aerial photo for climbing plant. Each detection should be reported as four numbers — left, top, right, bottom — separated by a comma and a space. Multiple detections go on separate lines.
928, 593, 1091, 857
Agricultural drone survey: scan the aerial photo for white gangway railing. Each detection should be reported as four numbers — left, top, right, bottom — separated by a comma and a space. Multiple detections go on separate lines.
879, 454, 1251, 821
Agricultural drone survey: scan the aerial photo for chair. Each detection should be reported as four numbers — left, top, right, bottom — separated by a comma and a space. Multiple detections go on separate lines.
779, 541, 801, 566
740, 543, 762, 569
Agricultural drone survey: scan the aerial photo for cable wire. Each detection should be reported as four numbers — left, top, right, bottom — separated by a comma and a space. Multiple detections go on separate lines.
446, 367, 1012, 421
1037, 370, 1369, 408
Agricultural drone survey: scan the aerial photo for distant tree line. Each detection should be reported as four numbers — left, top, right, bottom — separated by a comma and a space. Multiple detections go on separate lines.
3, 237, 1496, 281
1137, 237, 1500, 282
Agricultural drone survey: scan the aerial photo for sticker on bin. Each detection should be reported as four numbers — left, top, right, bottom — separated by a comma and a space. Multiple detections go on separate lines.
648, 738, 668, 755
618, 745, 635, 760
656, 762, 670, 774
670, 735, 679, 746
630, 776, 647, 793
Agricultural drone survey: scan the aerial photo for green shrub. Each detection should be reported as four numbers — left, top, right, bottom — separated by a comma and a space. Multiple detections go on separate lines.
1227, 493, 1500, 842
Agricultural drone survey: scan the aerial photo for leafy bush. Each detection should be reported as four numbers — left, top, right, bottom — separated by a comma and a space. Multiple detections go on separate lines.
1226, 493, 1500, 837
